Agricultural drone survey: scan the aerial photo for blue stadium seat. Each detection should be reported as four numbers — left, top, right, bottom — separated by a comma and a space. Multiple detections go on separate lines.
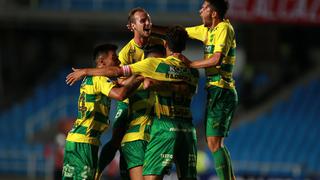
226, 78, 320, 177
166, 1, 192, 12
101, 0, 126, 11
132, 0, 160, 12
70, 0, 94, 11
39, 0, 64, 10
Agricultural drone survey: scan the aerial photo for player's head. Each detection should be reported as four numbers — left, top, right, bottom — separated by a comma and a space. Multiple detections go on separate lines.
144, 44, 166, 58
93, 43, 120, 68
165, 25, 188, 53
199, 0, 229, 27
127, 7, 152, 38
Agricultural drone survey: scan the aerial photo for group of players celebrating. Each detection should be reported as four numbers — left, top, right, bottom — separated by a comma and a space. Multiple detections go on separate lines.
63, 0, 238, 179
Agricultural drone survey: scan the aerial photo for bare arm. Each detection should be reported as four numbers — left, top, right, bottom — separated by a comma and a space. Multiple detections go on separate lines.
66, 67, 123, 86
190, 52, 224, 69
108, 75, 144, 101
117, 75, 139, 86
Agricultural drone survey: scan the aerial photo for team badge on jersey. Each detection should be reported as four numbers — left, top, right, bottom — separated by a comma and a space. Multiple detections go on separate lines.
204, 45, 214, 54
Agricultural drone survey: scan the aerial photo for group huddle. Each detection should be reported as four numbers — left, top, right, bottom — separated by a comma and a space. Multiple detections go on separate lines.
63, 0, 238, 180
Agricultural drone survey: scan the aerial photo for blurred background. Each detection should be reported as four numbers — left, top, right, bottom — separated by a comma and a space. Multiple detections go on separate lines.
0, 0, 319, 179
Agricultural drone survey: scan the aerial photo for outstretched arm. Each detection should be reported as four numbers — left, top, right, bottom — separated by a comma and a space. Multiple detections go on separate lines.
108, 75, 144, 101
66, 66, 124, 86
190, 52, 224, 69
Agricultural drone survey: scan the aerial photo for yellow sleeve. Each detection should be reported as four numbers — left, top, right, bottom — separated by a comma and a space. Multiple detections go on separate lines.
186, 25, 208, 42
93, 76, 116, 96
118, 44, 131, 65
213, 24, 234, 56
128, 57, 159, 78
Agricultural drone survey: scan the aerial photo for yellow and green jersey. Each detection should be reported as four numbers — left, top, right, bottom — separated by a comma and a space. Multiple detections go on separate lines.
129, 55, 199, 121
121, 89, 155, 143
118, 37, 164, 65
186, 19, 236, 89
119, 37, 164, 143
66, 76, 116, 146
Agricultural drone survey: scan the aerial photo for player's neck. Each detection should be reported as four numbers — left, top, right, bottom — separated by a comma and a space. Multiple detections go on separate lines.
170, 52, 182, 58
134, 35, 149, 47
211, 18, 223, 29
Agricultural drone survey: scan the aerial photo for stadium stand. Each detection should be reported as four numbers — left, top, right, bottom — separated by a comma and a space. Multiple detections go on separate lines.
0, 69, 319, 179
225, 77, 320, 179
0, 0, 319, 179
0, 69, 78, 178
38, 0, 201, 12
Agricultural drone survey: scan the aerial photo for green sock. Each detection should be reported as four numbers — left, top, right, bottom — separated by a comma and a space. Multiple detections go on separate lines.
224, 147, 235, 179
212, 146, 234, 180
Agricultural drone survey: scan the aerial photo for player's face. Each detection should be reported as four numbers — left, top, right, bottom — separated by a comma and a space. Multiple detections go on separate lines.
97, 50, 120, 68
132, 11, 152, 38
199, 1, 214, 27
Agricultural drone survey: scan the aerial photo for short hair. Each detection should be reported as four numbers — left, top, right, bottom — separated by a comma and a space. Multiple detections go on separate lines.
143, 44, 166, 58
165, 25, 188, 53
93, 43, 117, 61
206, 0, 229, 19
127, 7, 148, 25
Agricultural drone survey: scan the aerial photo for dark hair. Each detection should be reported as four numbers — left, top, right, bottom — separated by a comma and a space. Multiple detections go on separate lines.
93, 43, 118, 61
206, 0, 229, 19
165, 25, 188, 53
144, 44, 166, 57
128, 7, 148, 25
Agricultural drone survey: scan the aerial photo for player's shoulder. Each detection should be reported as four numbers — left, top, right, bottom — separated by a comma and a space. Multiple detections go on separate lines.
140, 56, 163, 64
165, 56, 181, 63
92, 76, 115, 84
186, 24, 207, 32
120, 39, 135, 52
186, 24, 205, 29
217, 20, 234, 31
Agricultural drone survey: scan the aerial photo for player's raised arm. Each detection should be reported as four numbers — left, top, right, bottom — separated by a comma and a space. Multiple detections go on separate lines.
108, 75, 144, 101
66, 66, 124, 86
189, 52, 224, 69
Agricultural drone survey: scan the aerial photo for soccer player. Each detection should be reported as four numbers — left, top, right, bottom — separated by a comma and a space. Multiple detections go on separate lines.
91, 7, 164, 180
153, 0, 238, 179
102, 8, 163, 180
139, 27, 198, 180
94, 43, 167, 180
66, 25, 199, 180
62, 43, 143, 180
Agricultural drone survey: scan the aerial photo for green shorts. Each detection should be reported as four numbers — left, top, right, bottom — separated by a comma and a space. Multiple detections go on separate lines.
62, 141, 98, 180
205, 86, 238, 137
121, 140, 148, 170
143, 118, 197, 179
113, 101, 129, 130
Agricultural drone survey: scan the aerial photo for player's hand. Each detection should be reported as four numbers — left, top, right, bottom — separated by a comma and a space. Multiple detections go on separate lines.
117, 78, 126, 86
66, 68, 86, 86
143, 77, 154, 89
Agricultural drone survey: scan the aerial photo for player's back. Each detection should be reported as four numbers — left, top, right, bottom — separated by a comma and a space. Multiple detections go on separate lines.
152, 56, 199, 121
66, 76, 115, 146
